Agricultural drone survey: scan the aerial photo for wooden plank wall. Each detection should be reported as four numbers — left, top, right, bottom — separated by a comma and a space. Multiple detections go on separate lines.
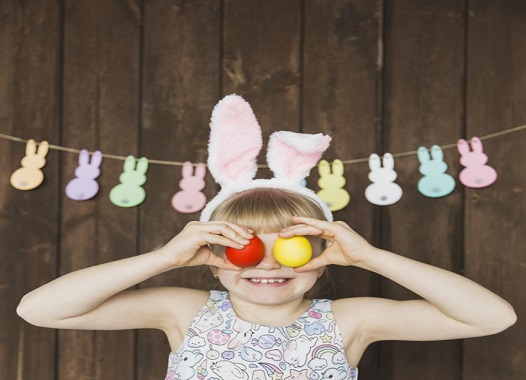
1, 1, 524, 379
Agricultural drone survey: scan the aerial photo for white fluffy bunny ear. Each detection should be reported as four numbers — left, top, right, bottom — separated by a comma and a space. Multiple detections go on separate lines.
267, 131, 331, 183
208, 94, 262, 187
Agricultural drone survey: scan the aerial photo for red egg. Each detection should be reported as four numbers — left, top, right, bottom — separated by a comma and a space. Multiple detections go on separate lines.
225, 235, 265, 267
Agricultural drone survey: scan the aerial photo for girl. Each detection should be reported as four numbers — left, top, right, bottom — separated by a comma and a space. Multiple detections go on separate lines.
17, 95, 516, 379
17, 188, 516, 379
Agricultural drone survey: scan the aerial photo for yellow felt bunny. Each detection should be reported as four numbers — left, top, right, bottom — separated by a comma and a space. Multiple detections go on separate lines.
316, 159, 350, 211
10, 139, 49, 190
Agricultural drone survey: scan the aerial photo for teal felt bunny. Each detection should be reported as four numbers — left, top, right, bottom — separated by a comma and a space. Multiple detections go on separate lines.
109, 156, 149, 207
417, 145, 455, 198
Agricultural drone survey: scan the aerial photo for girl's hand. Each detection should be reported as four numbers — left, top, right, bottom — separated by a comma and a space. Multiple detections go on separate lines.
158, 221, 253, 270
278, 216, 373, 271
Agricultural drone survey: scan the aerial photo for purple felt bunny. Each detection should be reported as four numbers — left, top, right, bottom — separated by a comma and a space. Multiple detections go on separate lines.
457, 137, 497, 188
65, 149, 103, 200
171, 161, 207, 213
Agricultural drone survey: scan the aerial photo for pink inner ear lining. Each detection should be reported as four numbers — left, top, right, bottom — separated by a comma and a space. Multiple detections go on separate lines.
269, 138, 329, 181
208, 95, 263, 185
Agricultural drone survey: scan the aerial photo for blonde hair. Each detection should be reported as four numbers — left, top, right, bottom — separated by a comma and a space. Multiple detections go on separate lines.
210, 188, 327, 233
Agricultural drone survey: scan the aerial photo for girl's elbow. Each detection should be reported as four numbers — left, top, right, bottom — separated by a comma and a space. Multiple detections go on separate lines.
16, 296, 49, 327
482, 306, 517, 336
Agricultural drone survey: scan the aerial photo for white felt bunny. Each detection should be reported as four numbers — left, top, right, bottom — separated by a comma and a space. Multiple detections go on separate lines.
364, 153, 403, 206
199, 94, 333, 222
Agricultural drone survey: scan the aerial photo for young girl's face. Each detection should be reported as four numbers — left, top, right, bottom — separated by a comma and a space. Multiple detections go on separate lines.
211, 233, 325, 306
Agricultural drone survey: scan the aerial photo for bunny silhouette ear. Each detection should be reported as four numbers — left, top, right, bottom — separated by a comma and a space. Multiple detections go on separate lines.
430, 145, 443, 161
382, 153, 395, 169
26, 139, 37, 156
369, 154, 381, 171
123, 156, 136, 172
417, 146, 430, 163
194, 163, 206, 179
318, 160, 331, 177
79, 149, 90, 166
331, 159, 345, 176
90, 150, 103, 167
457, 139, 470, 156
181, 161, 194, 177
136, 157, 149, 174
208, 94, 262, 187
37, 141, 49, 158
267, 131, 331, 183
470, 136, 483, 153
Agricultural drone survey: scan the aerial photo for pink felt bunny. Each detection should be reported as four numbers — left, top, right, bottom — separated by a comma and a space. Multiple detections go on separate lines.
199, 94, 333, 222
457, 137, 497, 188
65, 149, 103, 201
171, 161, 207, 213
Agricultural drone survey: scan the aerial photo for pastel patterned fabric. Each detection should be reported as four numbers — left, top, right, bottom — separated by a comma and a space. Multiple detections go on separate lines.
165, 290, 358, 380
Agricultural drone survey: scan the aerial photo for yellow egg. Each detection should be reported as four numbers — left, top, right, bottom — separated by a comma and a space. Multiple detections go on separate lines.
273, 236, 312, 267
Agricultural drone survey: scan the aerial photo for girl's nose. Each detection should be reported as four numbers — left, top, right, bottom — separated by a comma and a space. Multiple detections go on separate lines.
255, 250, 281, 269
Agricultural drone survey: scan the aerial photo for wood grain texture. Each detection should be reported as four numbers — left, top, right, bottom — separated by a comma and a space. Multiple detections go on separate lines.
463, 1, 526, 378
137, 1, 222, 378
0, 1, 61, 379
380, 0, 466, 378
58, 0, 141, 378
302, 0, 383, 376
0, 1, 524, 379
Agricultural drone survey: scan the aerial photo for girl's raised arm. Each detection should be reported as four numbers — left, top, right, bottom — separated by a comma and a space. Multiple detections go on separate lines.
17, 221, 251, 331
279, 217, 516, 344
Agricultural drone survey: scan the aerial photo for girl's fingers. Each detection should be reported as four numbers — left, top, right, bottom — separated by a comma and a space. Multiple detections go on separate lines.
278, 224, 323, 238
199, 222, 253, 246
207, 254, 242, 270
294, 255, 330, 272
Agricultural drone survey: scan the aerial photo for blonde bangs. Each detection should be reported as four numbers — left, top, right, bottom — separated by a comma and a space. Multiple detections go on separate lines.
210, 188, 326, 233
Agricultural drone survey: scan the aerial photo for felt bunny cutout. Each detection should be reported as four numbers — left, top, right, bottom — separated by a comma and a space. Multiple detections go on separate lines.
457, 137, 497, 188
109, 156, 149, 207
200, 94, 333, 222
65, 149, 103, 201
171, 161, 207, 213
417, 145, 456, 198
10, 139, 49, 190
365, 153, 403, 206
316, 159, 350, 211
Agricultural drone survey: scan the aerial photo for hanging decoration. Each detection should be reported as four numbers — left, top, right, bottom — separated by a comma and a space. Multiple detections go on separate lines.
417, 145, 456, 198
10, 139, 49, 190
171, 161, 207, 213
0, 124, 524, 212
316, 159, 351, 211
109, 156, 149, 207
365, 153, 403, 206
457, 137, 498, 188
65, 149, 103, 201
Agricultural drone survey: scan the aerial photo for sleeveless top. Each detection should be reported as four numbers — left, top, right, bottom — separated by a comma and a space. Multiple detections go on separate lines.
165, 290, 358, 380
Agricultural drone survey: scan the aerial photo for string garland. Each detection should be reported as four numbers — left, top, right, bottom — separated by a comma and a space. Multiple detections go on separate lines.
1, 124, 525, 211
1, 124, 524, 167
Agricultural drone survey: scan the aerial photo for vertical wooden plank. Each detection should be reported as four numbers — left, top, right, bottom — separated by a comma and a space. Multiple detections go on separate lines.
223, 0, 302, 154
302, 0, 383, 376
0, 1, 61, 379
381, 0, 466, 379
59, 1, 141, 379
464, 1, 526, 378
138, 1, 222, 378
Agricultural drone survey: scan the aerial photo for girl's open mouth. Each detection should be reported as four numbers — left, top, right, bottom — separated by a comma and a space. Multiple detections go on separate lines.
247, 278, 290, 284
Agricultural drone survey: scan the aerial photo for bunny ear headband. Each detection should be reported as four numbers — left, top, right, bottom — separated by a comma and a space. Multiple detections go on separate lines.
200, 94, 333, 222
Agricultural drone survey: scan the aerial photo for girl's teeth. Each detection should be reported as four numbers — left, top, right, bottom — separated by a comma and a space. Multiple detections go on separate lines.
250, 278, 286, 284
